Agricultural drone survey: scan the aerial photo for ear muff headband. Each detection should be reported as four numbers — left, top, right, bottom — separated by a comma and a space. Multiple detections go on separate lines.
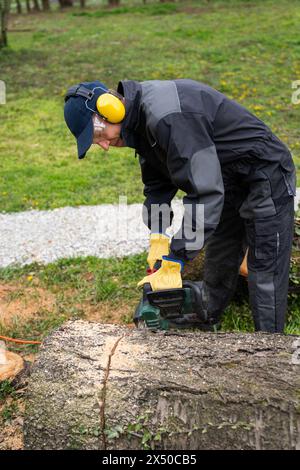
64, 85, 125, 124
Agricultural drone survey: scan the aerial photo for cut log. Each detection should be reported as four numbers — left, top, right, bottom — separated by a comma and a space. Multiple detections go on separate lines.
24, 321, 300, 450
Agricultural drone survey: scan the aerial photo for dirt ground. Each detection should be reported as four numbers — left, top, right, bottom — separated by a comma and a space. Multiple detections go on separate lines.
0, 281, 134, 327
0, 283, 56, 327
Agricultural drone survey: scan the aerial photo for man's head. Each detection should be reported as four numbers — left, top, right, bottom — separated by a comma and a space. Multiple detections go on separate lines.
64, 80, 125, 159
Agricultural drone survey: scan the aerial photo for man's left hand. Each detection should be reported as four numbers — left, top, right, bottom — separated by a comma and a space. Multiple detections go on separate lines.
137, 256, 183, 291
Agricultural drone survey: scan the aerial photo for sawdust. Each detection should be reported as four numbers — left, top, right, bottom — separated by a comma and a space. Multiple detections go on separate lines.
0, 283, 56, 327
110, 336, 147, 372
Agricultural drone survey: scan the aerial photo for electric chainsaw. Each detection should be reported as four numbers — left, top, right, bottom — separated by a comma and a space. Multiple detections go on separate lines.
133, 280, 218, 331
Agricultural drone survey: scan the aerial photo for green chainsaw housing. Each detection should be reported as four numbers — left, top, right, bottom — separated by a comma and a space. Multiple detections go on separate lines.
133, 281, 213, 331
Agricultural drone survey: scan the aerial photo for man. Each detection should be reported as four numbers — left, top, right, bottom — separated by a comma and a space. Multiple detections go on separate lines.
64, 79, 296, 333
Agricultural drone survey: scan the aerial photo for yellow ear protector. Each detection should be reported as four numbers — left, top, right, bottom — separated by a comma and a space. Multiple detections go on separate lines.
65, 84, 125, 124
96, 90, 125, 124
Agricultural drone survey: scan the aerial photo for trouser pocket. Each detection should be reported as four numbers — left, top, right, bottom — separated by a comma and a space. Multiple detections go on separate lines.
254, 233, 278, 260
279, 165, 296, 197
246, 198, 294, 271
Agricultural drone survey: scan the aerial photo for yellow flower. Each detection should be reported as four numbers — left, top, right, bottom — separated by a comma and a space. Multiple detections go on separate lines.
252, 104, 264, 111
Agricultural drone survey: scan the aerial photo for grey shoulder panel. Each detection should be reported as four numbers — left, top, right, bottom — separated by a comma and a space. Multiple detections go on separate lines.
190, 145, 224, 227
141, 80, 181, 130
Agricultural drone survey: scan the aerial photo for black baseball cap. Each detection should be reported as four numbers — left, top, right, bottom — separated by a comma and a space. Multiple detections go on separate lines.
64, 80, 108, 159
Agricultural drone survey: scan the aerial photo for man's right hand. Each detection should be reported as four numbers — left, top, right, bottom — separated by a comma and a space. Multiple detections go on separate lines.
147, 233, 170, 270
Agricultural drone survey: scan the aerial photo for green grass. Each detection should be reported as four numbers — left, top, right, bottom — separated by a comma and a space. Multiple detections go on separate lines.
1, 401, 19, 423
0, 0, 300, 212
0, 380, 16, 402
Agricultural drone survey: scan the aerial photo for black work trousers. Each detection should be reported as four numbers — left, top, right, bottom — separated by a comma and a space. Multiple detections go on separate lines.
203, 153, 295, 333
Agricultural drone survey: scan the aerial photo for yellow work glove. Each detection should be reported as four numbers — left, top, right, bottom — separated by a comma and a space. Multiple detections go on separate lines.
137, 256, 183, 291
147, 233, 170, 270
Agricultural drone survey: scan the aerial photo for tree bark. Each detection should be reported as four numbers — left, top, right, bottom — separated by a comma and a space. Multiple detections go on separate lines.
24, 321, 300, 450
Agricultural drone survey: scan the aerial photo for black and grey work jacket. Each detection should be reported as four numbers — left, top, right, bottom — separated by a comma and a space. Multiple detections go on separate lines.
118, 79, 295, 263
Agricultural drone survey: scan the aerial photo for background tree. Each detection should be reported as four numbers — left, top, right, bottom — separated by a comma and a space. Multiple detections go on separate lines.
41, 0, 50, 11
16, 0, 22, 13
108, 0, 120, 6
0, 0, 11, 48
58, 0, 74, 8
32, 0, 41, 11
25, 0, 31, 13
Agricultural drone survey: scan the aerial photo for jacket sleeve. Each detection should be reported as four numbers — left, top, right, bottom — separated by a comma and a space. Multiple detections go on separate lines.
138, 153, 178, 234
154, 112, 224, 262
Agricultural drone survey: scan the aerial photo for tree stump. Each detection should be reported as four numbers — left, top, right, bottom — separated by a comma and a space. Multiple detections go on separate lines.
24, 321, 300, 450
0, 349, 24, 382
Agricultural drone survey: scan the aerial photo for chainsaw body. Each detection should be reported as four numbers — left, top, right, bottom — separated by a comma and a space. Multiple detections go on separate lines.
133, 280, 215, 330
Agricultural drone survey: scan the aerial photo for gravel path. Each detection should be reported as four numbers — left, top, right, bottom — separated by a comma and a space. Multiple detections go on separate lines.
0, 191, 299, 268
0, 203, 149, 267
0, 201, 184, 268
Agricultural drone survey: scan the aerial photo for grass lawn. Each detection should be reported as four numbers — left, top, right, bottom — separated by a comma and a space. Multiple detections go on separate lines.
0, 0, 299, 212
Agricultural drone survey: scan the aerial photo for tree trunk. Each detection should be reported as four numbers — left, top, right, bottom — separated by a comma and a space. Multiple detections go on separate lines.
41, 0, 50, 11
80, 0, 85, 8
58, 0, 73, 8
32, 0, 40, 11
16, 0, 22, 14
108, 0, 120, 7
0, 0, 10, 48
25, 0, 31, 13
24, 321, 300, 450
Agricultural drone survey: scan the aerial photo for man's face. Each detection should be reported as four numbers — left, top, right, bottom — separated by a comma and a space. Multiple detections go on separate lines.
92, 114, 125, 151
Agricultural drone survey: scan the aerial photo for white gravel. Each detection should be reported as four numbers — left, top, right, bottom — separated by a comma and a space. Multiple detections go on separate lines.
0, 190, 299, 268
0, 200, 184, 268
0, 203, 148, 268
